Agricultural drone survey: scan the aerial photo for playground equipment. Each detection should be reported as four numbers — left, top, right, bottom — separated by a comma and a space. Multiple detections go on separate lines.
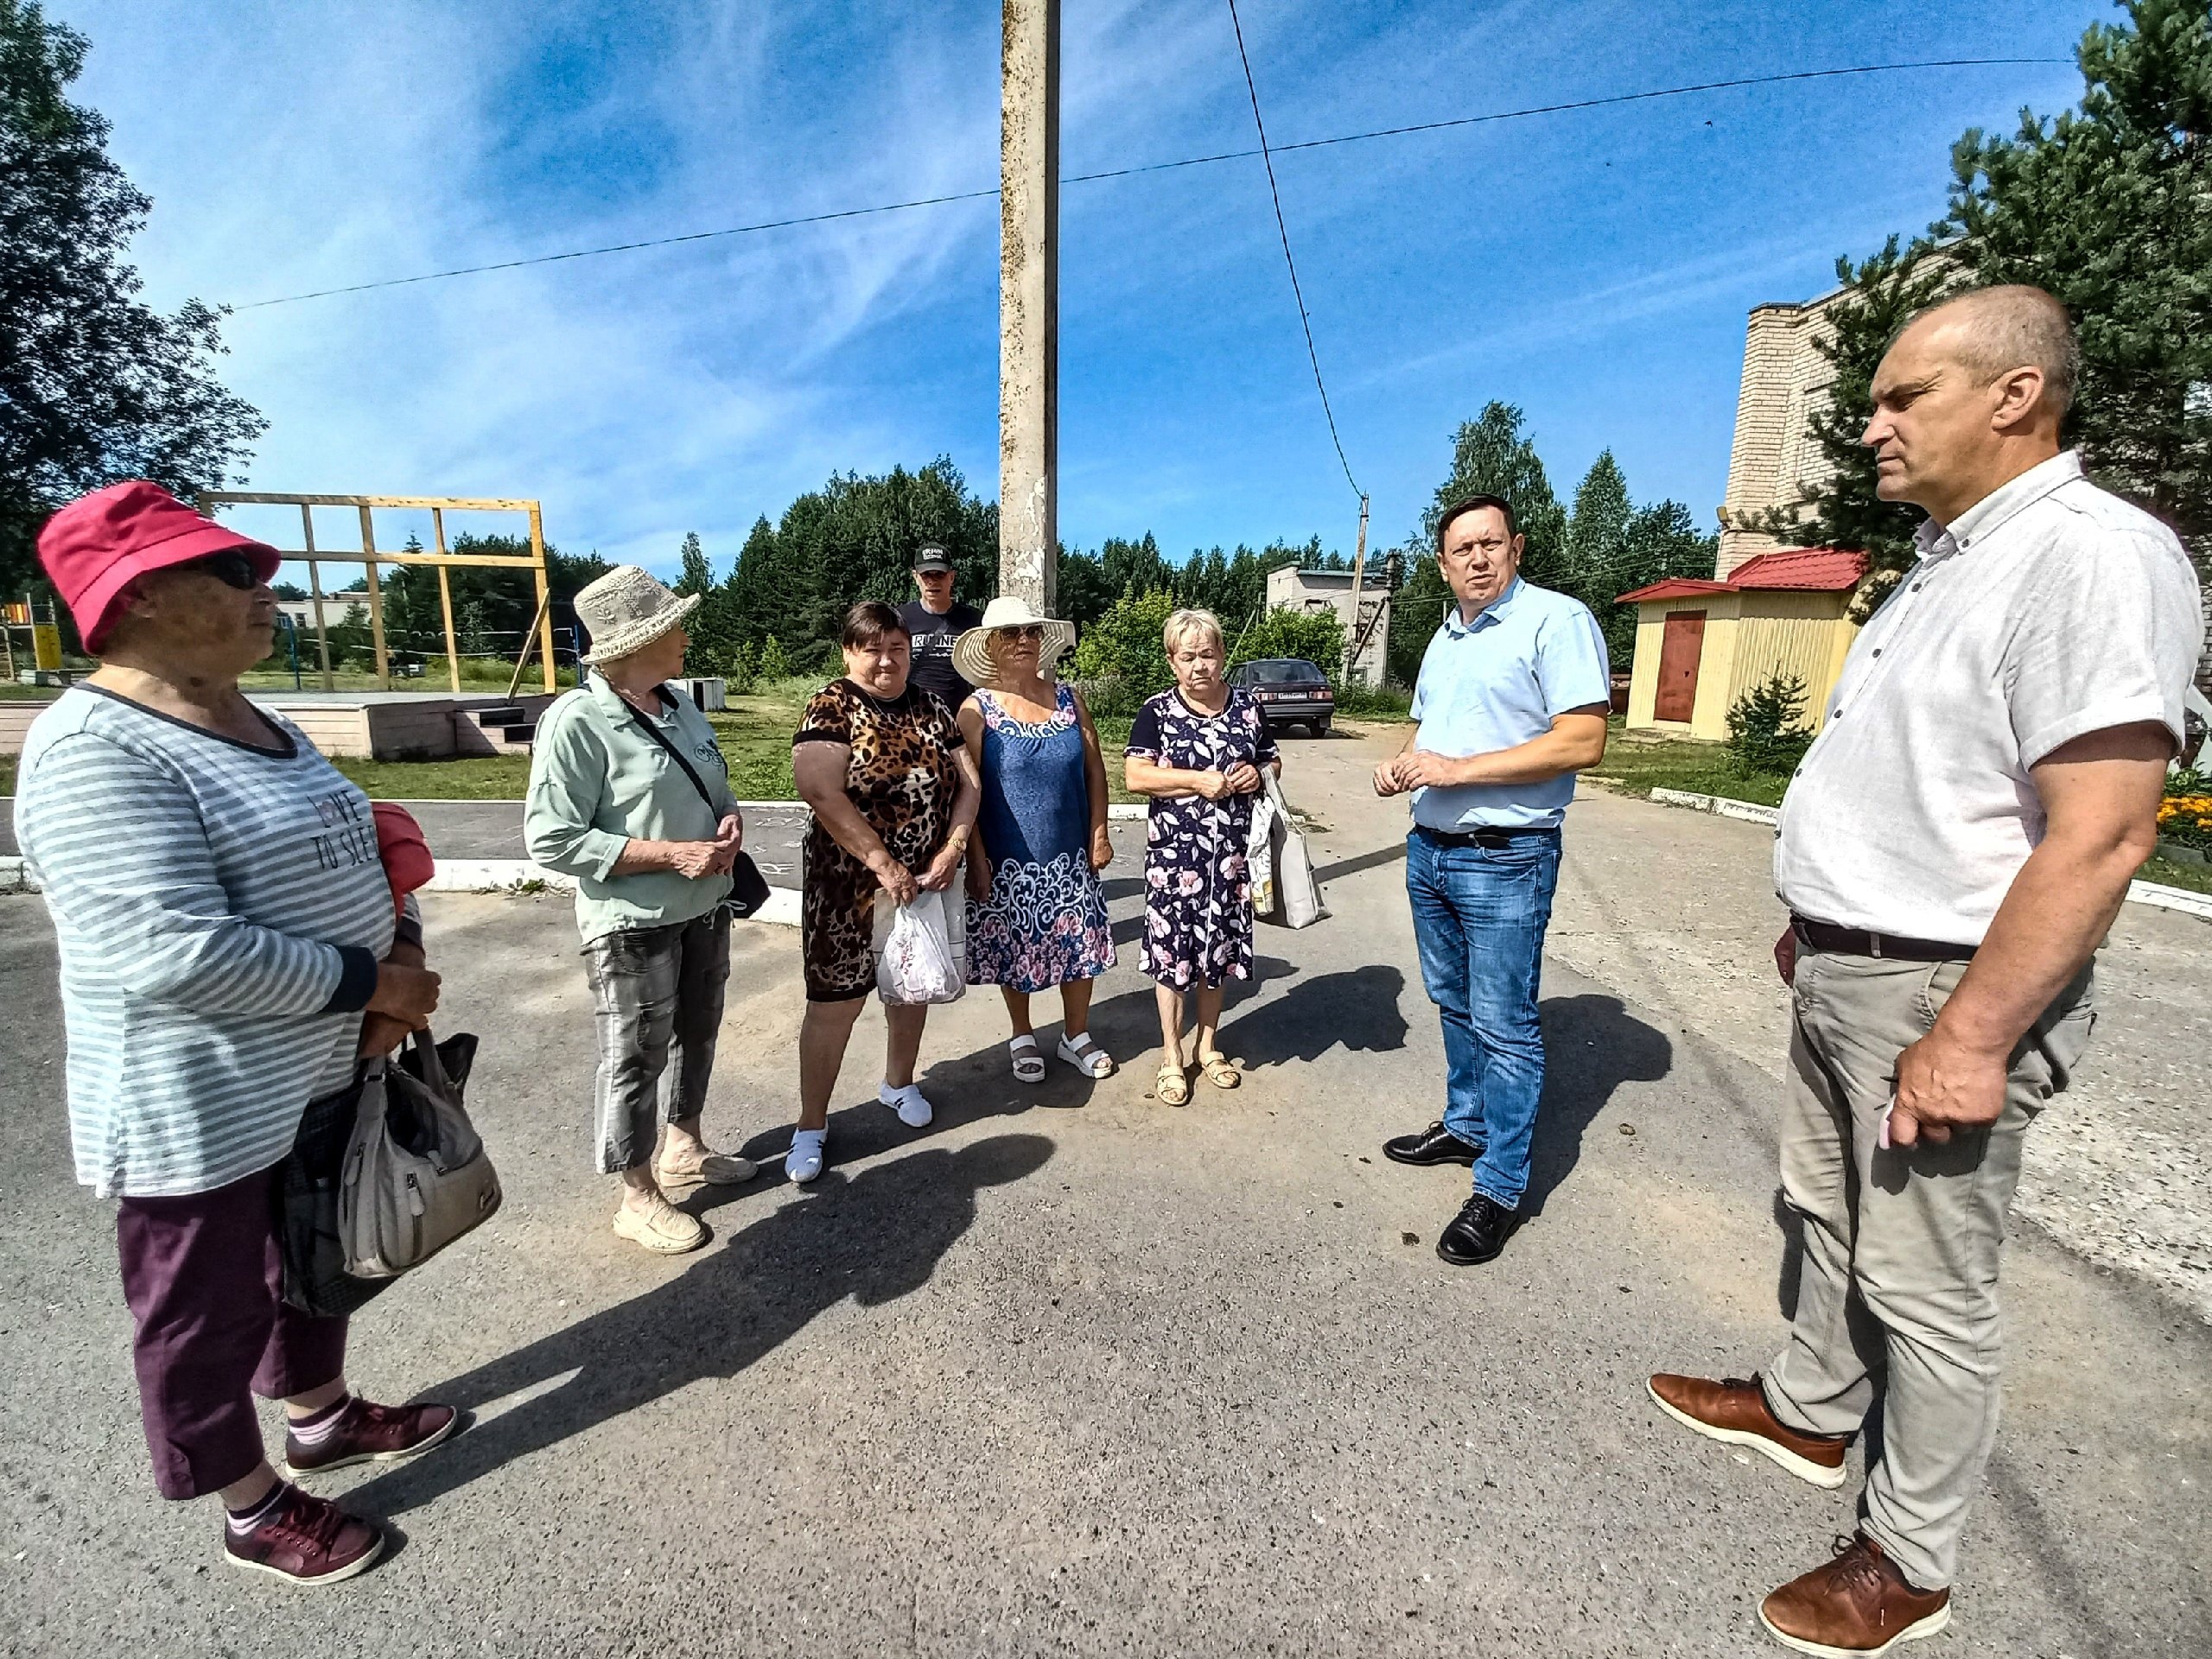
2, 595, 67, 683
195, 493, 558, 695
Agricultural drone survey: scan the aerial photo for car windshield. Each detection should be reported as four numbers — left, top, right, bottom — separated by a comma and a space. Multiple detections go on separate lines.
1248, 660, 1323, 684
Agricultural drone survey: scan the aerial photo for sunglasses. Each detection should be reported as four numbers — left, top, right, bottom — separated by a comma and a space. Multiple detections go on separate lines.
188, 551, 263, 591
996, 624, 1046, 642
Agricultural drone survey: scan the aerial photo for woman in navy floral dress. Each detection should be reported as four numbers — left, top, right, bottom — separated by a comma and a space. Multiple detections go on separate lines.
1123, 608, 1280, 1105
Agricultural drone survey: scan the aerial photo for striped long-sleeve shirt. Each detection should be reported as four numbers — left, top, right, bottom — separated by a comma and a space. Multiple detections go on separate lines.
17, 687, 398, 1198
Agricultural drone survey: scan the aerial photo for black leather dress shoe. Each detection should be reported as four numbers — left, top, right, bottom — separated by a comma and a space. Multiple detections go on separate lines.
1436, 1194, 1522, 1265
1383, 1122, 1484, 1167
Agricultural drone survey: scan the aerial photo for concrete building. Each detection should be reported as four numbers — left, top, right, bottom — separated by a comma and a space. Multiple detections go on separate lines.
1713, 283, 1851, 576
1262, 566, 1390, 684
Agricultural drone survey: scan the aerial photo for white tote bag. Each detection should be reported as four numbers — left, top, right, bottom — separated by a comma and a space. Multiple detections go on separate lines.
1246, 785, 1280, 922
1259, 772, 1328, 929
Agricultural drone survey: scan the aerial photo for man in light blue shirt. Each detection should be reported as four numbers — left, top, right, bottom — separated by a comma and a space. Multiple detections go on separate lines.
1374, 493, 1611, 1266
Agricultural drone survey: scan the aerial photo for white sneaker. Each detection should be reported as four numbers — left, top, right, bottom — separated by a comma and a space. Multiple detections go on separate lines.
785, 1128, 827, 1184
879, 1081, 933, 1128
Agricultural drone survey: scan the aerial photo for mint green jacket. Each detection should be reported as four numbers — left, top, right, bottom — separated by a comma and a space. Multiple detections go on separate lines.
524, 675, 735, 943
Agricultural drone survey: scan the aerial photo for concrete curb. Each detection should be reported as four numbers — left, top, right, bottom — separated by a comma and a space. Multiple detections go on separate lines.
1640, 789, 2211, 921
420, 861, 802, 925
0, 855, 28, 895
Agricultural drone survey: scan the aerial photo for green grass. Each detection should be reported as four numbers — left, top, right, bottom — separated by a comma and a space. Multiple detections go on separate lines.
2138, 854, 2212, 895
1586, 721, 1792, 807
326, 755, 534, 798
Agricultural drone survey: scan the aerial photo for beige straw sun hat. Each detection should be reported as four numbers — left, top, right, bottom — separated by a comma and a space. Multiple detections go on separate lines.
575, 565, 702, 665
952, 594, 1076, 685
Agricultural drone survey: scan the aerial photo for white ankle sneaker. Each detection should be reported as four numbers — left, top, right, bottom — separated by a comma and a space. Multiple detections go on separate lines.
785, 1128, 826, 1184
879, 1082, 933, 1128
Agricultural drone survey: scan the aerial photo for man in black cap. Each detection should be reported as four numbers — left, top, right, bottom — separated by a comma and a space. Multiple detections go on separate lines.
898, 546, 983, 710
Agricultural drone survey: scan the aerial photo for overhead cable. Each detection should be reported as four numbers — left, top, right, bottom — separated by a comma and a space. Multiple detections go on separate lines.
1223, 0, 1362, 499
233, 58, 2064, 311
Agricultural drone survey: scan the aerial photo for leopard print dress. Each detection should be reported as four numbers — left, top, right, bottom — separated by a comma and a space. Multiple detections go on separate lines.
793, 679, 963, 1001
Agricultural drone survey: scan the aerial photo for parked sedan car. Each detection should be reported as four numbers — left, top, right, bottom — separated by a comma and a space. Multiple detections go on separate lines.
1230, 657, 1335, 736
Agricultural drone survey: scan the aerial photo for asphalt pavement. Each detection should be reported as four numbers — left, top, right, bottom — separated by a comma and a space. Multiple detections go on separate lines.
0, 729, 2204, 1657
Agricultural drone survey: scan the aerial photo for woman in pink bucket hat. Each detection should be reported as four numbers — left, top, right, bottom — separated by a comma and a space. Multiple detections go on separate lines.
15, 482, 458, 1585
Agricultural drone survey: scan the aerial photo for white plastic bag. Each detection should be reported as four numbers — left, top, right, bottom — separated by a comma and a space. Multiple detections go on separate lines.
873, 887, 966, 1005
1246, 786, 1279, 921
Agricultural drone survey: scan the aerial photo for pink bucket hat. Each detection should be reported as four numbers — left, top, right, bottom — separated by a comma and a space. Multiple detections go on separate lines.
37, 481, 281, 652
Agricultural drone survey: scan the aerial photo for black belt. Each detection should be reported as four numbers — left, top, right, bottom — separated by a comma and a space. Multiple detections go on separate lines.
1419, 823, 1560, 850
1791, 916, 1977, 963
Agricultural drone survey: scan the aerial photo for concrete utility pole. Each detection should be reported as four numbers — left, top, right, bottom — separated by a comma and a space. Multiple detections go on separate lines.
999, 0, 1058, 612
1342, 493, 1370, 683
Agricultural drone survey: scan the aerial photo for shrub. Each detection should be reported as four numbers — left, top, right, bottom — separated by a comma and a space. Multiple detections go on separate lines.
726, 639, 758, 694
757, 634, 791, 682
1070, 675, 1135, 718
2158, 793, 2212, 851
1333, 682, 1414, 719
1725, 672, 1815, 778
1228, 606, 1344, 676
1069, 588, 1180, 699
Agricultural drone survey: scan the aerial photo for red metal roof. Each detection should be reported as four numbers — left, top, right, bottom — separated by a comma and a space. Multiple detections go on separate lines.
1617, 548, 1868, 604
1726, 548, 1870, 590
1614, 577, 1731, 604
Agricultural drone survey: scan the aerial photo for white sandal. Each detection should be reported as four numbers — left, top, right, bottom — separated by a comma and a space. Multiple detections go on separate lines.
1057, 1033, 1115, 1078
1007, 1034, 1046, 1084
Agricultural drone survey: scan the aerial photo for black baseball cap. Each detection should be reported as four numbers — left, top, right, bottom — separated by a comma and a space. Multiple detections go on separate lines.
912, 545, 954, 574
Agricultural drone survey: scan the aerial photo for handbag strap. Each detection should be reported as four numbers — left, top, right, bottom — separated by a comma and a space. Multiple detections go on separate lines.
607, 675, 721, 817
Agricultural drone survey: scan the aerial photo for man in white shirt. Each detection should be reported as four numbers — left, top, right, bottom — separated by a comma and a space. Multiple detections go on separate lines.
1648, 287, 2201, 1656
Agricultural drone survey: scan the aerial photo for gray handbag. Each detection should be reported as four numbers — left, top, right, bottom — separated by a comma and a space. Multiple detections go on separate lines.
339, 1029, 502, 1280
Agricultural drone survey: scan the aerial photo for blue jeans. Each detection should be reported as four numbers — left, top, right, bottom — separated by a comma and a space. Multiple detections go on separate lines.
1405, 825, 1561, 1211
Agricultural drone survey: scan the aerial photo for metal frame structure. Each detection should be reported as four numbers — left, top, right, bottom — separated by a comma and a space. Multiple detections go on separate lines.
196, 493, 556, 695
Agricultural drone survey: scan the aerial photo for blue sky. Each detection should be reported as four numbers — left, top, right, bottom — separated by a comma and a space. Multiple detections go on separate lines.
65, 0, 2104, 578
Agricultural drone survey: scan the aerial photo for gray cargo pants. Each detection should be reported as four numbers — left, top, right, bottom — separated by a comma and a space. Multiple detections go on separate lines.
1763, 944, 2094, 1590
580, 909, 733, 1174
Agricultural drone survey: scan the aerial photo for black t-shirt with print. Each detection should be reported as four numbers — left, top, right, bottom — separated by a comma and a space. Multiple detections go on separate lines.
898, 598, 982, 710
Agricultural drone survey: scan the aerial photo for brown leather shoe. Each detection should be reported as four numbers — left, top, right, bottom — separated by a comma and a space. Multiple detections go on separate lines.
1759, 1533, 1951, 1656
223, 1485, 384, 1586
282, 1396, 460, 1476
1647, 1372, 1850, 1488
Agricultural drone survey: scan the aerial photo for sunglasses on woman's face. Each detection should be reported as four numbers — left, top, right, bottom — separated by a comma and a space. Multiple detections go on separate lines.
188, 551, 262, 591
999, 625, 1046, 642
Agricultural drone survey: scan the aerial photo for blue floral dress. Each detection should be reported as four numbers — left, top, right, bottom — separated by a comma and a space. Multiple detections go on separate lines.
1125, 687, 1278, 988
965, 683, 1116, 992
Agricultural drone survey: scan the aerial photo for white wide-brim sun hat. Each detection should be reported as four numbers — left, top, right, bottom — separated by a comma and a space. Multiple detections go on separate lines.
575, 564, 702, 665
952, 594, 1077, 686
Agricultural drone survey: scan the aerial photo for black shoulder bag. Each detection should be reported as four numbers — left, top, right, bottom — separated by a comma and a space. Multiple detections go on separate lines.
618, 688, 773, 918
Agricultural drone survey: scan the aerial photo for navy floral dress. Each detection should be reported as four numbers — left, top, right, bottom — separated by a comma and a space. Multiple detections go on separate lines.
1124, 687, 1278, 988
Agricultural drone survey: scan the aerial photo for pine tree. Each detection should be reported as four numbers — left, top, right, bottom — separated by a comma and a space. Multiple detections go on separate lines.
1416, 403, 1571, 587
757, 634, 790, 683
1565, 450, 1633, 605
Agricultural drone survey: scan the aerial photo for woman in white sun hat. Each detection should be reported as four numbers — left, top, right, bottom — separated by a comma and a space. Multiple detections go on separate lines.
525, 565, 757, 1255
953, 596, 1117, 1084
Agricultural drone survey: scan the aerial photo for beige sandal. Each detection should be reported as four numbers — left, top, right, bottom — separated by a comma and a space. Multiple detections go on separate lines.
1198, 1052, 1241, 1090
1155, 1062, 1191, 1107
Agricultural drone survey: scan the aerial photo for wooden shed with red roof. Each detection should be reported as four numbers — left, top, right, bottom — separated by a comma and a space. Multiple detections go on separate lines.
1617, 547, 1872, 741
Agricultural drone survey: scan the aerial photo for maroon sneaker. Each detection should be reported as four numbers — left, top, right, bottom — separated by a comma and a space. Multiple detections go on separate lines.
1648, 1372, 1850, 1489
223, 1485, 384, 1585
282, 1396, 460, 1477
1759, 1533, 1951, 1656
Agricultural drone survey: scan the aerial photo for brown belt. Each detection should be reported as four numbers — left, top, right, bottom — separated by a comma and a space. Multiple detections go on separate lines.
1790, 916, 1977, 963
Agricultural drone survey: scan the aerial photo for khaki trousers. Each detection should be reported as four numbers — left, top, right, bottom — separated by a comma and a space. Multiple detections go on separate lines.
1763, 945, 2093, 1591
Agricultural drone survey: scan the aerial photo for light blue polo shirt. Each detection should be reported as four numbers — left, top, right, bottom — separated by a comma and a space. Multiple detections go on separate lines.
1408, 578, 1611, 831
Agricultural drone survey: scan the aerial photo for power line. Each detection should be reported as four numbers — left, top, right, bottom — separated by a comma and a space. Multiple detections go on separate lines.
232, 57, 2065, 312
1223, 0, 1362, 499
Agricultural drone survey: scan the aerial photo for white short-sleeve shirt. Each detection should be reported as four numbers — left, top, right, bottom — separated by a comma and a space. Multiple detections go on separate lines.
1774, 450, 2202, 944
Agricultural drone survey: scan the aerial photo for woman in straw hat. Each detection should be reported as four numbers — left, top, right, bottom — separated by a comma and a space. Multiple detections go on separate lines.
952, 596, 1117, 1084
525, 565, 756, 1255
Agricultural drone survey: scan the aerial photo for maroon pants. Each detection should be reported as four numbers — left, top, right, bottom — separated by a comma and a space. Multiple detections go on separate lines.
116, 1164, 348, 1499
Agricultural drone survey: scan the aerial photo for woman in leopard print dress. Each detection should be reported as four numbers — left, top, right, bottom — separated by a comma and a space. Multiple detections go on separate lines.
786, 601, 982, 1183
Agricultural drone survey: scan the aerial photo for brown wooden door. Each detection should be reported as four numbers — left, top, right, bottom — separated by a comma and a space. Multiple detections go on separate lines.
1654, 611, 1706, 722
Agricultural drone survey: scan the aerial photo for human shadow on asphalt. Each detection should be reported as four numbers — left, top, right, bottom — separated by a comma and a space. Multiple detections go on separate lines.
1522, 993, 1674, 1216
1221, 964, 1408, 1069
340, 1133, 1054, 1519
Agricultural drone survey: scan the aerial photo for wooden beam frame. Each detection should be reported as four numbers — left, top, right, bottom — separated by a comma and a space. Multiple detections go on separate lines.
196, 492, 558, 694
